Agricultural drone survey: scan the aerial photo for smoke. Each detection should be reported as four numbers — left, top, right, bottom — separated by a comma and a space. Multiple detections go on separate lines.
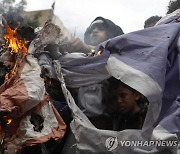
0, 0, 27, 29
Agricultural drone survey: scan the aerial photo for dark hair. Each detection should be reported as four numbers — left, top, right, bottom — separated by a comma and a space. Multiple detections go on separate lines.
167, 0, 180, 14
144, 16, 162, 28
107, 77, 148, 110
108, 77, 136, 93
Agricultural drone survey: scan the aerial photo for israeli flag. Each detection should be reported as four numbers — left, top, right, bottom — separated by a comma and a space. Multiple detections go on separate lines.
57, 12, 180, 154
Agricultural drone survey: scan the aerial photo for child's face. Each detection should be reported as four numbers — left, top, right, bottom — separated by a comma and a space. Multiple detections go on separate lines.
110, 85, 140, 115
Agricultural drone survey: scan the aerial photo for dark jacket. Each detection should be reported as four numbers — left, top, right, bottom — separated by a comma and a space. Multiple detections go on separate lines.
84, 16, 124, 45
113, 102, 148, 131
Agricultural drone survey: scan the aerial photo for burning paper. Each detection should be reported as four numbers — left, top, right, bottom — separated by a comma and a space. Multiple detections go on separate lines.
3, 23, 27, 54
0, 17, 66, 153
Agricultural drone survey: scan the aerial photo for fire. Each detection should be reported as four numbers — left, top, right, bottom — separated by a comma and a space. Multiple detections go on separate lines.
3, 23, 28, 79
89, 49, 95, 56
6, 118, 12, 125
3, 115, 12, 125
0, 115, 12, 132
5, 60, 18, 80
3, 24, 27, 54
97, 50, 102, 56
89, 49, 103, 57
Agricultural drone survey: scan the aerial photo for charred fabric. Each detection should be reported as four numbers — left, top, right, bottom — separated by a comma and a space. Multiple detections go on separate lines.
0, 15, 67, 154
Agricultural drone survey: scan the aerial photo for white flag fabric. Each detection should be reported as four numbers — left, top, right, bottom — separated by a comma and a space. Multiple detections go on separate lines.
56, 11, 180, 154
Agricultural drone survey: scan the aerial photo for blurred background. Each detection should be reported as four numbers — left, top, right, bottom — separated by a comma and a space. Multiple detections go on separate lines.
0, 0, 176, 40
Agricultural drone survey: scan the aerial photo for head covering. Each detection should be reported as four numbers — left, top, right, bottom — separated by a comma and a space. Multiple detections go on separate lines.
84, 16, 124, 45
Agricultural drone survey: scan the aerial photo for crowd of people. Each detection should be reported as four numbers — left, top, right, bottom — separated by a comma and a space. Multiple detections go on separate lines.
0, 0, 179, 154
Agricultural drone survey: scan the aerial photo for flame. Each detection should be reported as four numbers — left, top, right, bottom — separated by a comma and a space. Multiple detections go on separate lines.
6, 118, 12, 125
97, 50, 102, 56
0, 115, 12, 133
89, 49, 103, 57
3, 115, 12, 125
5, 60, 18, 80
3, 24, 28, 79
91, 49, 95, 54
3, 24, 27, 54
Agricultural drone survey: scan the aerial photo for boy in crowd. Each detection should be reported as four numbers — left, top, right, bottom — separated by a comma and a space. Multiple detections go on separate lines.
108, 77, 148, 131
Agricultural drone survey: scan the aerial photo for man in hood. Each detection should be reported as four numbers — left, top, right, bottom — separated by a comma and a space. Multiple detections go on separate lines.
84, 16, 124, 46
65, 16, 124, 54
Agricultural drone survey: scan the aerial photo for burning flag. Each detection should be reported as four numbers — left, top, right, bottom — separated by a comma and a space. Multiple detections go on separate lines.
0, 18, 66, 153
3, 23, 27, 54
2, 23, 28, 80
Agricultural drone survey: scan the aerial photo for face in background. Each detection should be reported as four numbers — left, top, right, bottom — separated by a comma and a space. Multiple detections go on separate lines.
110, 85, 141, 116
89, 25, 108, 46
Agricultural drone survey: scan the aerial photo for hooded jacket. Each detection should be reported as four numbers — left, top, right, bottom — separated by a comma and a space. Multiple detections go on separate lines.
84, 16, 124, 45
